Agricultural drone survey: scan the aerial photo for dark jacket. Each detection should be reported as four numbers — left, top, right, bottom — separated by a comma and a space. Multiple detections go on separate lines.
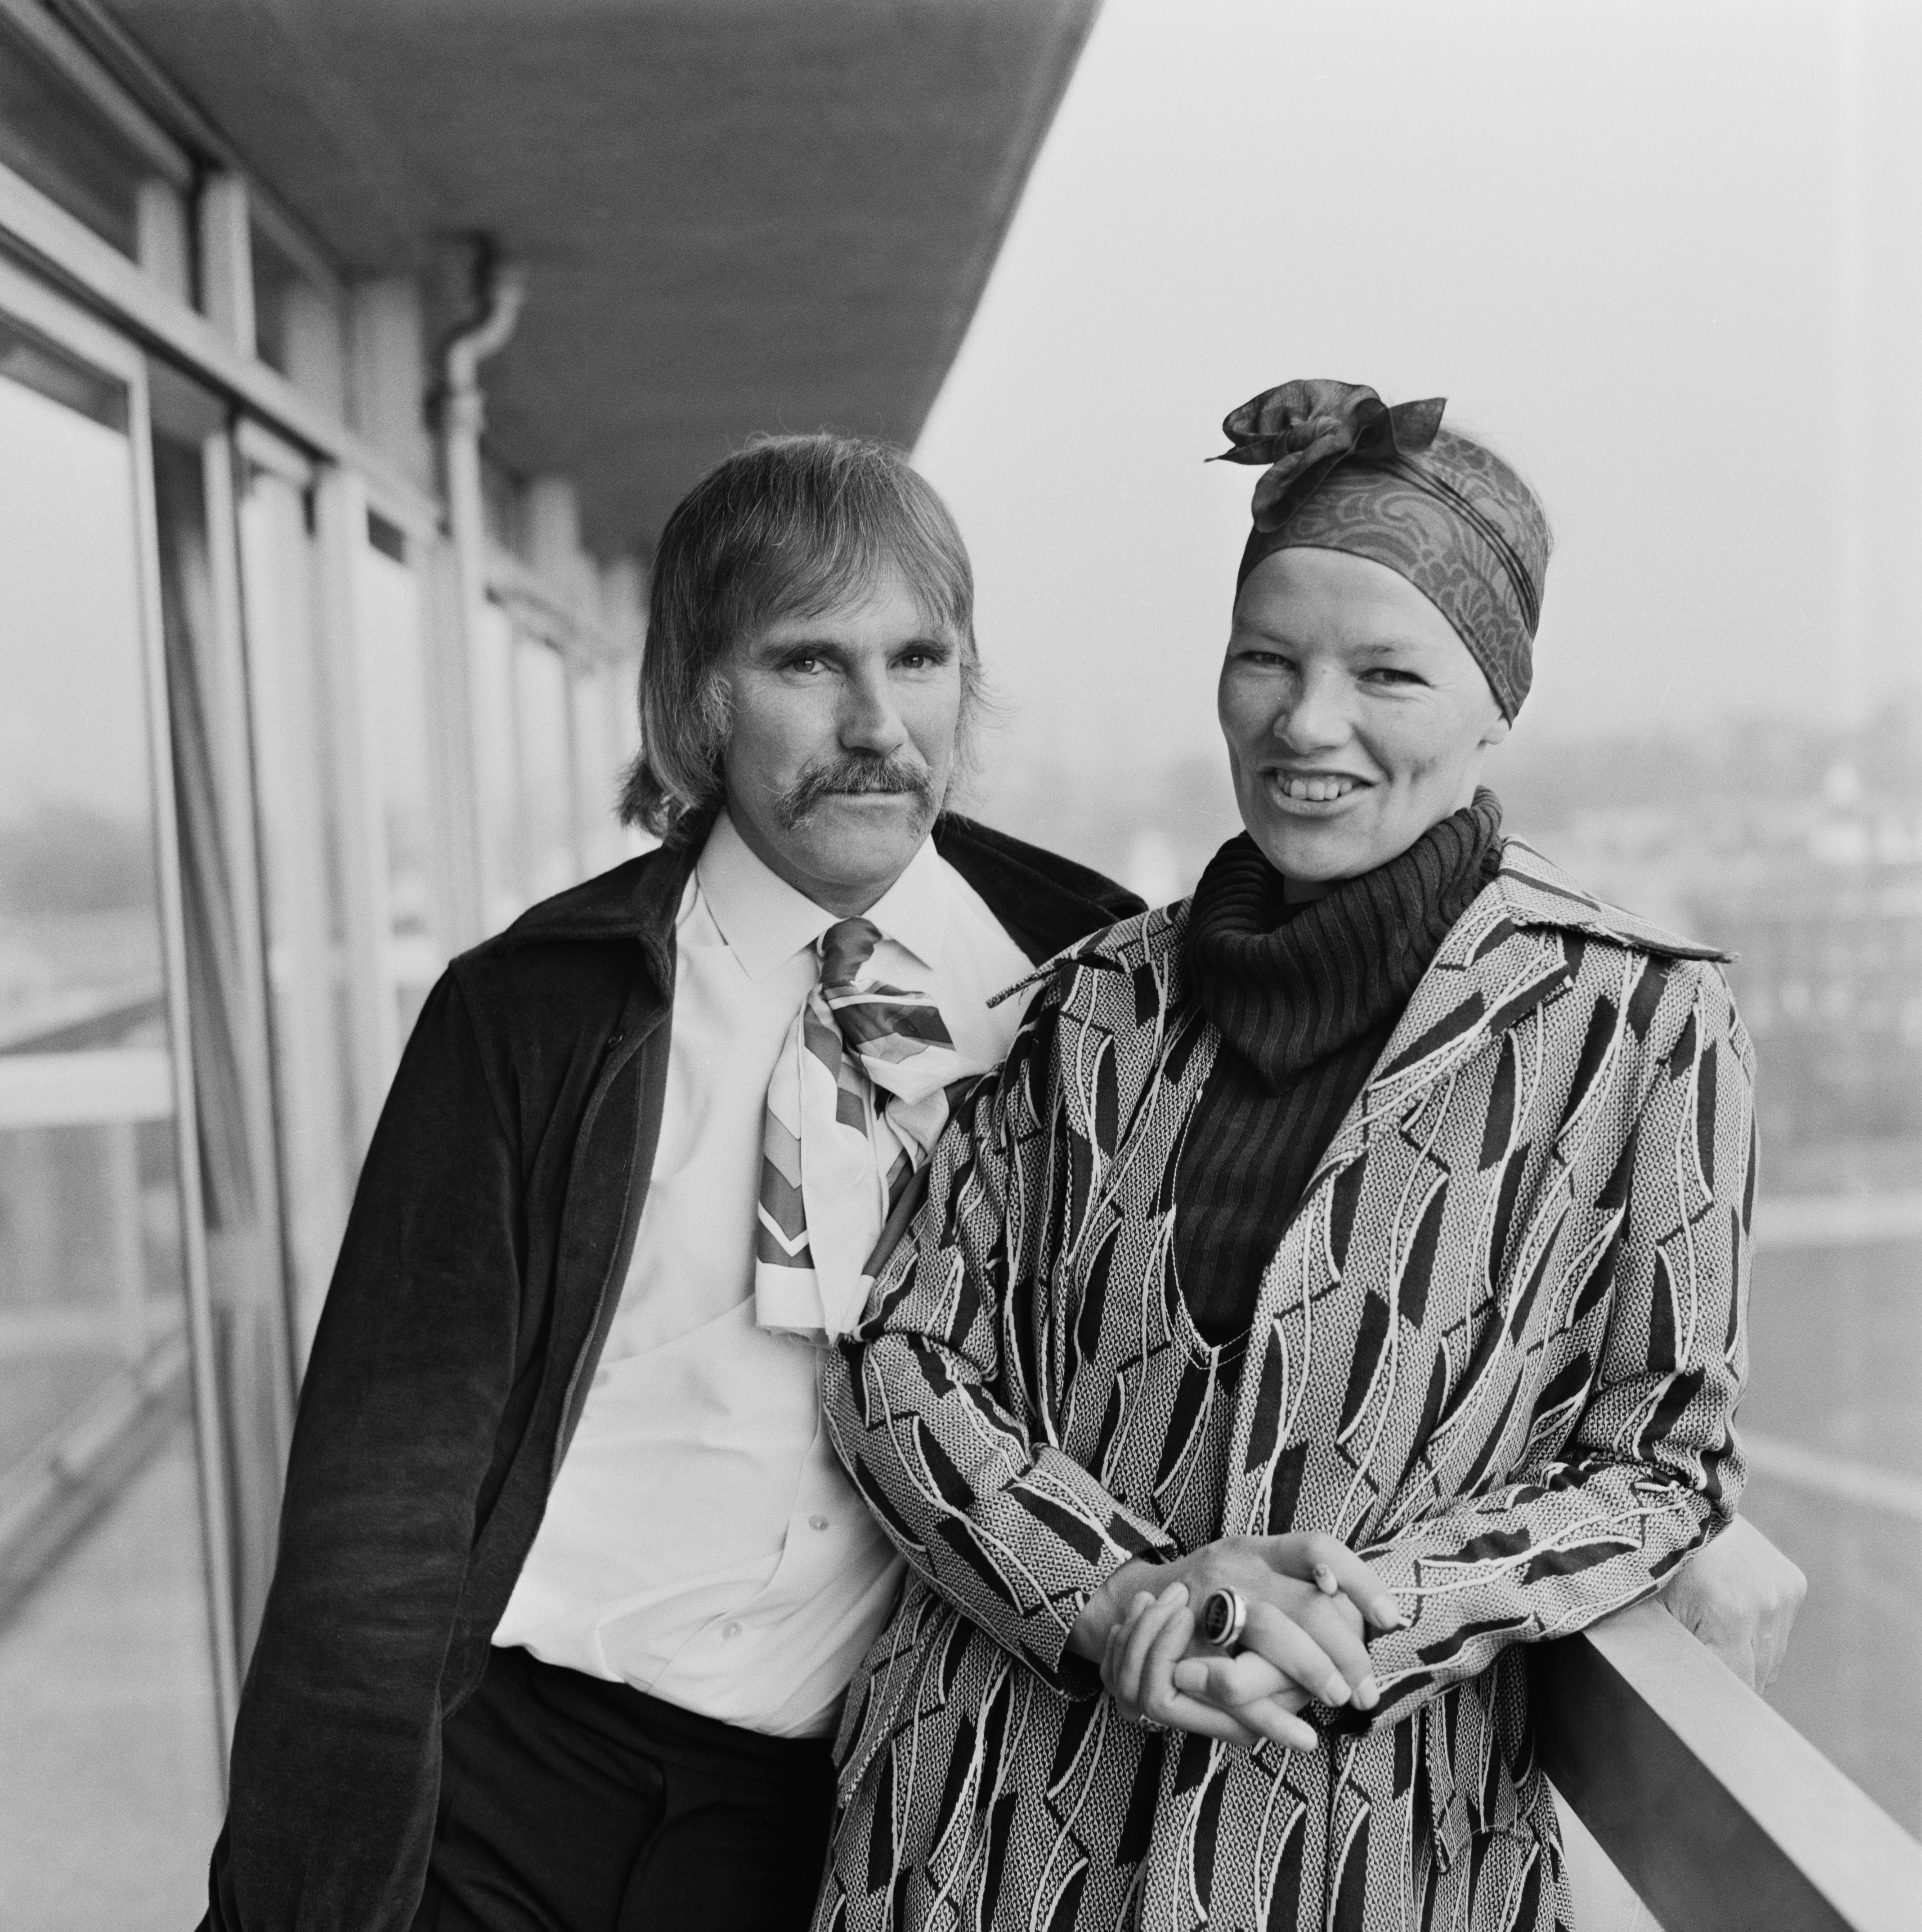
202, 814, 1140, 1932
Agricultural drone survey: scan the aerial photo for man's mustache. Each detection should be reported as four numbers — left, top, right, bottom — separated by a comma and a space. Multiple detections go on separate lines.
775, 754, 936, 829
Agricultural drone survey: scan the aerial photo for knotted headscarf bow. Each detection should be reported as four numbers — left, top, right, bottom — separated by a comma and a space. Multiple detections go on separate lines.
1214, 379, 1550, 718
1213, 379, 1447, 532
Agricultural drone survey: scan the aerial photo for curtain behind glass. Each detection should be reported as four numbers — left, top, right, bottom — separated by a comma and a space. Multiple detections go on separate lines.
150, 394, 292, 1666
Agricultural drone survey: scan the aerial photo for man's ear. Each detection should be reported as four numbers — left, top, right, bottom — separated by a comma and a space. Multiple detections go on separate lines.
1479, 708, 1513, 752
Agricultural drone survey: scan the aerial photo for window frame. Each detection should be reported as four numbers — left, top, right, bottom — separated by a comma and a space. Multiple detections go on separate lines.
0, 247, 241, 1750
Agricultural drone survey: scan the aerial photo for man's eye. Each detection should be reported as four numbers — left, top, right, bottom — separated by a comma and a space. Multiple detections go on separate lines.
1365, 667, 1421, 686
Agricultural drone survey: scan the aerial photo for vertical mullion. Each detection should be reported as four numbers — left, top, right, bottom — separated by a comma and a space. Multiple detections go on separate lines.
199, 424, 296, 1439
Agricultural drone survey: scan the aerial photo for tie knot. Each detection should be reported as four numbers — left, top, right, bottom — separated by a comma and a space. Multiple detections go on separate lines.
820, 917, 883, 989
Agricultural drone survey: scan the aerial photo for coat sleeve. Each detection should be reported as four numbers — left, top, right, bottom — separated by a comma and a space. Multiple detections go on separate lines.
205, 968, 523, 1932
820, 1004, 1175, 1693
1353, 959, 1754, 1730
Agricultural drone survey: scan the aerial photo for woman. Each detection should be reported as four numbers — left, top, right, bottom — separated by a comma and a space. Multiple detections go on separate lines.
816, 381, 1753, 1931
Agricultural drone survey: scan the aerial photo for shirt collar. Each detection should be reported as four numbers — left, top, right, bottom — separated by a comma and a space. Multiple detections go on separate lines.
695, 812, 951, 983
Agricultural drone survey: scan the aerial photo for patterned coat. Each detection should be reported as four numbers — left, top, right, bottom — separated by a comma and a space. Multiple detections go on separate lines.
817, 842, 1755, 1932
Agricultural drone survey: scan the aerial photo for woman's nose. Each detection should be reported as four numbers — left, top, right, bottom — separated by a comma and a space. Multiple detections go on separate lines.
1272, 669, 1350, 752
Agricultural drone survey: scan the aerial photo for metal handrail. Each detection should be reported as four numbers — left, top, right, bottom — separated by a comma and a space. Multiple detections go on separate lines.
1534, 1599, 1922, 1932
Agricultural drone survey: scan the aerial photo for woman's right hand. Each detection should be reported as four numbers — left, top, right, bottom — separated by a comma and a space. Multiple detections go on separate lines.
1079, 1534, 1405, 1749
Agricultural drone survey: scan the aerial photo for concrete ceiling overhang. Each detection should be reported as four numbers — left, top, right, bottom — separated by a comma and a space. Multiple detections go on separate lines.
102, 0, 1097, 552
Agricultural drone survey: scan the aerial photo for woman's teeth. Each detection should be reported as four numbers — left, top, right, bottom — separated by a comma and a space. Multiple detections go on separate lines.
1276, 774, 1359, 802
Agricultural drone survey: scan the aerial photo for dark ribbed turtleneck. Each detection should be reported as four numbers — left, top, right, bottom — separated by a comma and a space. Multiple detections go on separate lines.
1174, 789, 1504, 1344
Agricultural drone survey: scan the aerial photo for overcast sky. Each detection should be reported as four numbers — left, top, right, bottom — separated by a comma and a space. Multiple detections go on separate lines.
917, 0, 1921, 789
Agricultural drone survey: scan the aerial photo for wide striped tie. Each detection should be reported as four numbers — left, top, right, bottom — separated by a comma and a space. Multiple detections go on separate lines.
754, 918, 977, 1342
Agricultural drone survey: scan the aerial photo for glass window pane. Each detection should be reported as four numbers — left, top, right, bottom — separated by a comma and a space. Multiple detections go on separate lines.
236, 455, 354, 1363
355, 519, 445, 1041
152, 405, 293, 1667
571, 664, 623, 876
515, 635, 578, 905
249, 223, 344, 412
0, 323, 221, 1924
472, 597, 522, 934
0, 16, 157, 259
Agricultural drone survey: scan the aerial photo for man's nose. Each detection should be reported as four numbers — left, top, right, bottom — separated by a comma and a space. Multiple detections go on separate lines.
838, 666, 910, 755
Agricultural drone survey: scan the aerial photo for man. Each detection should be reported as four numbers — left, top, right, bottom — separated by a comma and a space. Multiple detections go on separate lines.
205, 435, 1139, 1932
203, 434, 1800, 1932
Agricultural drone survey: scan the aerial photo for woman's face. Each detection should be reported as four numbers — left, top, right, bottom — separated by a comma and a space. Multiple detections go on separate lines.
1219, 547, 1511, 891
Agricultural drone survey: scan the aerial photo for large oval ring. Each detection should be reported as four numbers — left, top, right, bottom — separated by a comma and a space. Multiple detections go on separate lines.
1200, 1585, 1249, 1651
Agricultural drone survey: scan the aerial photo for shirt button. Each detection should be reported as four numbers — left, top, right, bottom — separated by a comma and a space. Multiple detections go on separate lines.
722, 1621, 742, 1641
809, 1515, 830, 1531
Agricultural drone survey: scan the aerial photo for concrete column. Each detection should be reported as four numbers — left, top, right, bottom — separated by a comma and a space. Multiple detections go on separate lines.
346, 277, 435, 492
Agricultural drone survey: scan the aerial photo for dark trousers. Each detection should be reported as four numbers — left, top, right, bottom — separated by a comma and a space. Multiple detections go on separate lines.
412, 1645, 837, 1932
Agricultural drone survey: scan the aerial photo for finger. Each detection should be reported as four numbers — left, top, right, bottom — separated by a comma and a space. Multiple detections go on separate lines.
1230, 1694, 1320, 1753
1240, 1600, 1354, 1708
1172, 1650, 1289, 1706
1293, 1598, 1381, 1707
1105, 1588, 1160, 1697
1112, 1600, 1175, 1711
1153, 1694, 1263, 1748
1138, 1600, 1197, 1722
1115, 1586, 1187, 1712
1273, 1538, 1407, 1632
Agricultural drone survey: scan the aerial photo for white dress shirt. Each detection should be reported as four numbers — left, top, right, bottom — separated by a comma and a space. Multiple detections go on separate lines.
493, 813, 1035, 1736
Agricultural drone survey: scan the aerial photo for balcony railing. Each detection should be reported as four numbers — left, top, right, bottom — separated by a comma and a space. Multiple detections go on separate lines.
1535, 1600, 1922, 1931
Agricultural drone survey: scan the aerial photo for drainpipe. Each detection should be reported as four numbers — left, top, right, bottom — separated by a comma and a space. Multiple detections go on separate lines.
437, 238, 528, 942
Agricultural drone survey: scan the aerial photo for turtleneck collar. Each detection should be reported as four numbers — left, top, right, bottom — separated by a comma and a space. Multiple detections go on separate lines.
1184, 789, 1504, 1093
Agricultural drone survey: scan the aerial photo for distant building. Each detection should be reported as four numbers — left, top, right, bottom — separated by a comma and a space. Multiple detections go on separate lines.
1687, 799, 1922, 1189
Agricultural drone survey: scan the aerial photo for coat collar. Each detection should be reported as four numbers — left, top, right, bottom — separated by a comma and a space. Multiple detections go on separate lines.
1298, 836, 1726, 1185
1492, 837, 1727, 963
482, 810, 1144, 1000
487, 840, 694, 1001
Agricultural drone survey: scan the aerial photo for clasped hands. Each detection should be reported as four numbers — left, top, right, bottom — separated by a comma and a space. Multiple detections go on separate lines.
1067, 1534, 1407, 1753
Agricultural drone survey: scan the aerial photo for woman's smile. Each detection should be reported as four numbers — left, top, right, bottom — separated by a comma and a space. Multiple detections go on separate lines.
1261, 768, 1372, 810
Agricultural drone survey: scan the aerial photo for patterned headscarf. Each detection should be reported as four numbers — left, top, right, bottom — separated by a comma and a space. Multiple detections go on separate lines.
1217, 380, 1550, 718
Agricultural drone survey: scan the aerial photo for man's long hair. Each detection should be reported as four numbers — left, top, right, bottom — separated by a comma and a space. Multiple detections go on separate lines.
620, 434, 983, 842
